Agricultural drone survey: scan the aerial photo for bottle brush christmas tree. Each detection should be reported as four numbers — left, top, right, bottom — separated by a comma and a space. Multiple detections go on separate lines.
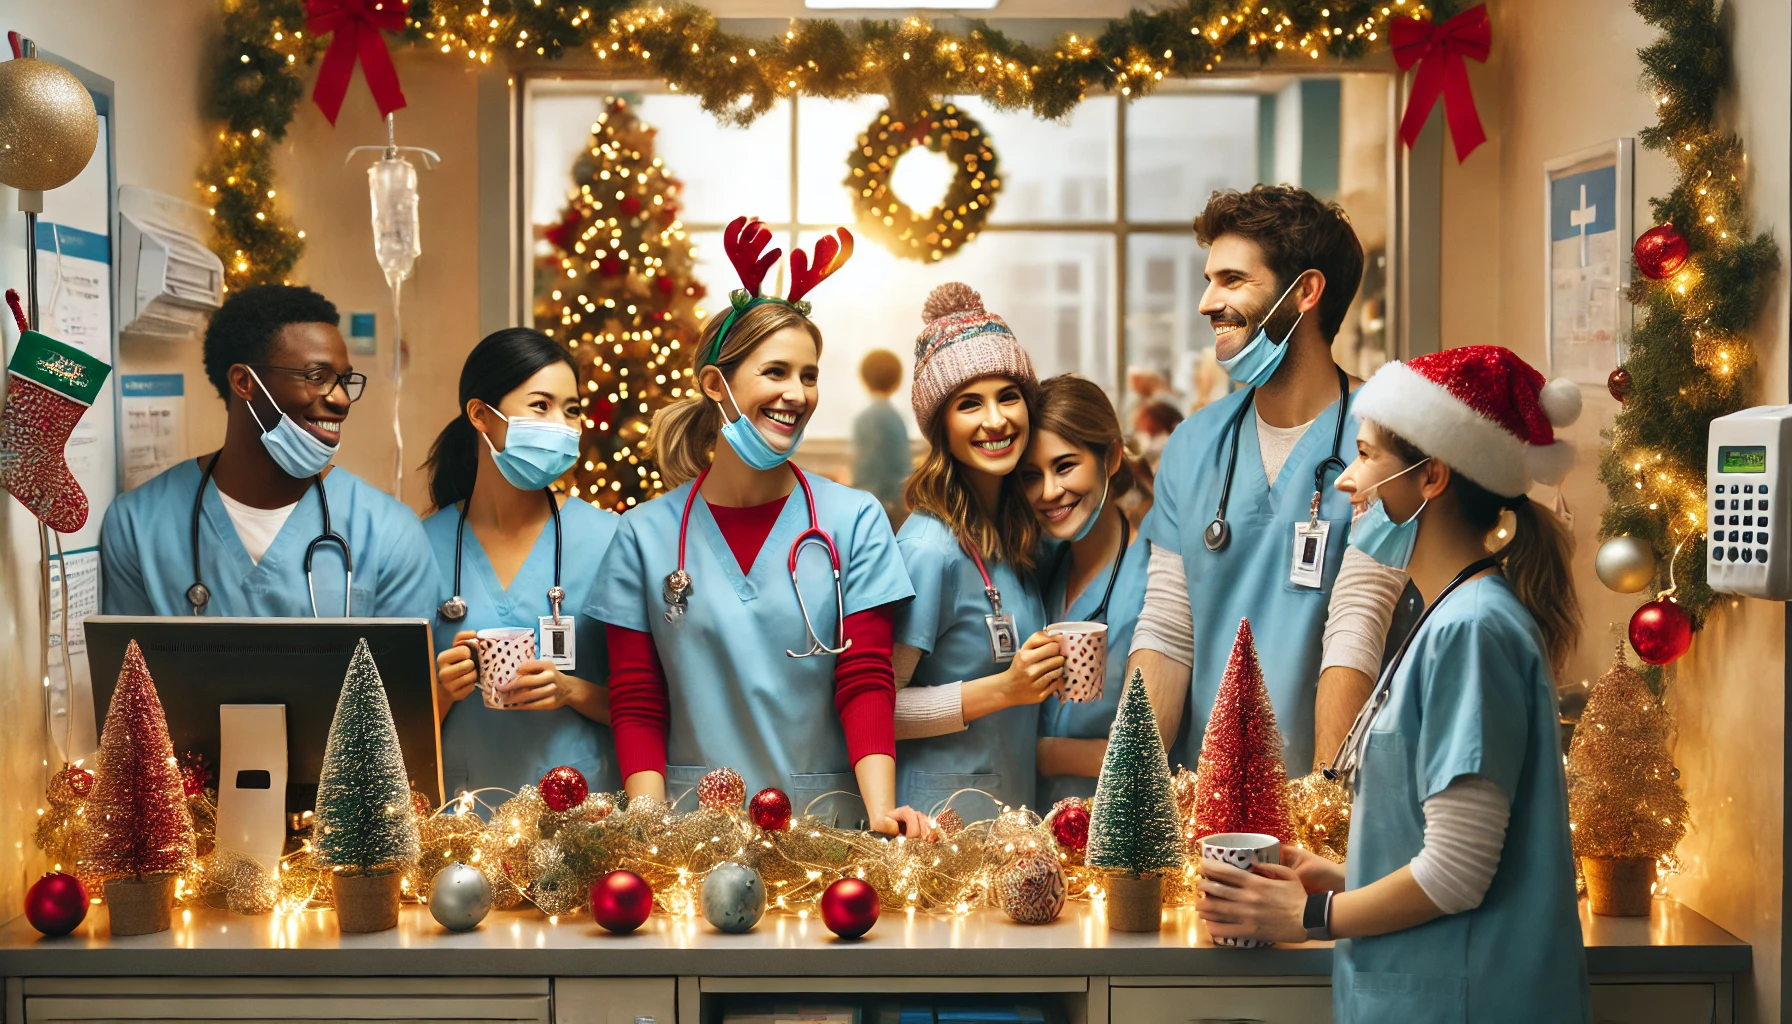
1191, 618, 1294, 843
1567, 647, 1688, 915
1088, 668, 1183, 930
532, 95, 707, 511
79, 640, 197, 935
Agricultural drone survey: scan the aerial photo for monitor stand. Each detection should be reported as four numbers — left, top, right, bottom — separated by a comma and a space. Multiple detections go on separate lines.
216, 704, 288, 874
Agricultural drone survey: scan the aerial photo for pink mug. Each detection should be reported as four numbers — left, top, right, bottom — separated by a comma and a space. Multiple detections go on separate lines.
457, 627, 536, 709
1046, 621, 1108, 703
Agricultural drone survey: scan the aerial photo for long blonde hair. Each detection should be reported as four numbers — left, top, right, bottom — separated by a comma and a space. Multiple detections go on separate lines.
903, 377, 1042, 572
646, 301, 823, 487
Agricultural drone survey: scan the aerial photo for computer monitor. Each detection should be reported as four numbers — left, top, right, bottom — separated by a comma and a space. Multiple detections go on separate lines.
82, 616, 443, 813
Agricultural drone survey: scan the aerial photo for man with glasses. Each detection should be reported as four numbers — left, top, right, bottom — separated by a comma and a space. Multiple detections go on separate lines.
101, 284, 438, 619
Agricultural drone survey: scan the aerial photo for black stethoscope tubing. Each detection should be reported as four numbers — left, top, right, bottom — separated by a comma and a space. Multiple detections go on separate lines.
1052, 516, 1131, 624
438, 487, 564, 623
1204, 366, 1352, 552
187, 452, 352, 616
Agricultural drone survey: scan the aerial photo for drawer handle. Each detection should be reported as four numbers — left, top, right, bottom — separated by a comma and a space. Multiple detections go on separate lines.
1190, 1019, 1267, 1023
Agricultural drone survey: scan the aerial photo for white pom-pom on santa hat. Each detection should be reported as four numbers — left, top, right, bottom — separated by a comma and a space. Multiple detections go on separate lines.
1528, 438, 1577, 487
1539, 377, 1583, 429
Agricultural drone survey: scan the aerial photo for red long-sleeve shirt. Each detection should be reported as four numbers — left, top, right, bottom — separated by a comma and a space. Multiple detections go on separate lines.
605, 497, 896, 781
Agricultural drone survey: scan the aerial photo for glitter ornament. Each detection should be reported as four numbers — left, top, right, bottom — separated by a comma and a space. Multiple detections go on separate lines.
820, 877, 879, 938
700, 861, 766, 933
1190, 619, 1294, 843
25, 872, 87, 936
996, 854, 1067, 925
1050, 804, 1089, 852
749, 787, 792, 831
591, 869, 654, 934
1606, 366, 1632, 403
527, 853, 584, 918
697, 767, 746, 810
0, 56, 100, 192
1596, 536, 1656, 594
1629, 600, 1693, 665
429, 862, 492, 931
1287, 771, 1351, 863
48, 763, 93, 805
0, 299, 113, 533
1633, 223, 1689, 280
539, 765, 589, 813
934, 807, 963, 839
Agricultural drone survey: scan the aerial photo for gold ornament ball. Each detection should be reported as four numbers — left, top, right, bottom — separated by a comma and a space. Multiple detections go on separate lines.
0, 57, 99, 192
1595, 536, 1656, 594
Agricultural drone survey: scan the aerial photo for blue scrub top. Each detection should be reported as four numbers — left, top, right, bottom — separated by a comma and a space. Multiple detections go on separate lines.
1035, 527, 1149, 807
425, 497, 620, 804
1140, 386, 1358, 773
1336, 576, 1589, 1024
894, 512, 1048, 819
100, 458, 439, 620
586, 473, 913, 826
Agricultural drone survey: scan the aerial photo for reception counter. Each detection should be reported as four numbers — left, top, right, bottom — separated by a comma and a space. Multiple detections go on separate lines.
0, 898, 1750, 1023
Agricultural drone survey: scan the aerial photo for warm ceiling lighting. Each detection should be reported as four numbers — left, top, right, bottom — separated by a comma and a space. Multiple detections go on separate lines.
805, 0, 998, 8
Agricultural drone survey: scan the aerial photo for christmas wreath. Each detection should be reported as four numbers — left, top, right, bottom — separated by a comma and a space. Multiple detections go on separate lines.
845, 102, 1000, 262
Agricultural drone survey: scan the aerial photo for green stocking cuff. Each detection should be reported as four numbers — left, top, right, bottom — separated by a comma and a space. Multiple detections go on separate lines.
8, 330, 110, 407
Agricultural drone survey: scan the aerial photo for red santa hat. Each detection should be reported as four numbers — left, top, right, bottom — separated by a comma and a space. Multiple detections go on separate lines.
1351, 345, 1582, 498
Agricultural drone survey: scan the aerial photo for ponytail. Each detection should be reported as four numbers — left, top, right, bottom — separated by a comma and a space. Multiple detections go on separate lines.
425, 416, 481, 512
424, 327, 578, 513
1498, 496, 1581, 676
646, 397, 722, 488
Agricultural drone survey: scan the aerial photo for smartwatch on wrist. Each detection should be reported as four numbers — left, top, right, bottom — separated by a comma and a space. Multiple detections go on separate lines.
1303, 890, 1335, 942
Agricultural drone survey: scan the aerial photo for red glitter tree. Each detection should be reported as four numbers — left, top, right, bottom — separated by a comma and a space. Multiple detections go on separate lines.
1191, 619, 1293, 843
78, 641, 197, 881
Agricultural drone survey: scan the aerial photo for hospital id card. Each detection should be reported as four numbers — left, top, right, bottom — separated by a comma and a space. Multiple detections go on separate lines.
1290, 520, 1330, 589
985, 612, 1018, 663
539, 616, 576, 672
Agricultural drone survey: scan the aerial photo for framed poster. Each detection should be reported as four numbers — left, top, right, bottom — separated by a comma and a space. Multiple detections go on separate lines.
1544, 139, 1633, 385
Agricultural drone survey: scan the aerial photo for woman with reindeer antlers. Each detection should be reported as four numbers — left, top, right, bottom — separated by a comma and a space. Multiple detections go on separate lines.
588, 217, 930, 837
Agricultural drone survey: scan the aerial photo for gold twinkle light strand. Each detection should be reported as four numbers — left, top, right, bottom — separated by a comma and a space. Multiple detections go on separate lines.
846, 102, 999, 262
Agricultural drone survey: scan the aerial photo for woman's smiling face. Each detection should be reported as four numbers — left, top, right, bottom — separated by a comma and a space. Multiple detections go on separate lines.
1020, 428, 1110, 541
704, 324, 820, 453
943, 376, 1029, 477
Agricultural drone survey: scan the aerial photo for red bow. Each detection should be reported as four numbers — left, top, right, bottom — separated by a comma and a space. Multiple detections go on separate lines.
306, 0, 408, 126
1392, 4, 1491, 163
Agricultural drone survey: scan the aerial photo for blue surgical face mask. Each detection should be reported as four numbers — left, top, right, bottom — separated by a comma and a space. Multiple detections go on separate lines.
1216, 272, 1307, 388
716, 375, 804, 471
1068, 471, 1112, 544
244, 365, 338, 479
1347, 458, 1432, 569
482, 407, 581, 491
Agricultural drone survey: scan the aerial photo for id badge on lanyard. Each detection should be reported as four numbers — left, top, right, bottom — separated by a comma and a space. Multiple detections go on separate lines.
965, 543, 1017, 663
538, 587, 575, 672
1290, 492, 1330, 589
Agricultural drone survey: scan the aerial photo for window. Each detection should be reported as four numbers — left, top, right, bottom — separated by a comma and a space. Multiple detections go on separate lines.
527, 76, 1394, 441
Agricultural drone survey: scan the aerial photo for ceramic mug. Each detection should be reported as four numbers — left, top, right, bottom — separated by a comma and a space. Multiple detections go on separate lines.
1045, 621, 1108, 703
1199, 832, 1283, 948
458, 627, 536, 709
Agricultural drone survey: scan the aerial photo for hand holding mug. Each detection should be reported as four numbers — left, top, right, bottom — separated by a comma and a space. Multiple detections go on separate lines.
1002, 631, 1065, 706
436, 630, 480, 703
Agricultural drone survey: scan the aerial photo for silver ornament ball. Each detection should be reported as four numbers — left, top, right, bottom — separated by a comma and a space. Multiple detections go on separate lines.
429, 862, 492, 931
700, 861, 765, 933
1595, 536, 1656, 593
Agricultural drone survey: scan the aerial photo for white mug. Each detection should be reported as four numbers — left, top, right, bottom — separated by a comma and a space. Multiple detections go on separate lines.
459, 627, 537, 709
1045, 621, 1108, 703
1199, 832, 1283, 948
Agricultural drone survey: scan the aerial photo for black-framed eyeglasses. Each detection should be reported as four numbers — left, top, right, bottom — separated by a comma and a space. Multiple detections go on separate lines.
252, 364, 368, 403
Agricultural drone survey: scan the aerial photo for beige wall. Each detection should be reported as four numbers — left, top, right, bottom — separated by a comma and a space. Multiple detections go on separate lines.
1440, 0, 1790, 1019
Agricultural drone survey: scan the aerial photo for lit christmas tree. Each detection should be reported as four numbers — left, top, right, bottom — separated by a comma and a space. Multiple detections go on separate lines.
1086, 669, 1184, 878
533, 96, 707, 511
1567, 647, 1688, 862
79, 641, 197, 881
1191, 618, 1294, 843
312, 640, 420, 872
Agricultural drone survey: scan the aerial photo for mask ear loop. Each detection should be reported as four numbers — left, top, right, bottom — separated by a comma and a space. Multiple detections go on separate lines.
242, 365, 278, 436
1256, 270, 1309, 346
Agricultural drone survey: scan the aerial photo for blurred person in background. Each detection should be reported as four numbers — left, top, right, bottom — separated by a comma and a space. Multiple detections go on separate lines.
853, 348, 912, 526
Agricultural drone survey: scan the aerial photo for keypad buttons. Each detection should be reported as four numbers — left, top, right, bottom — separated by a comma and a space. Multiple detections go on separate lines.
1761, 517, 1770, 530
1746, 499, 1756, 510
1743, 548, 1755, 562
1746, 484, 1756, 494
1760, 485, 1770, 496
1734, 484, 1743, 494
1746, 516, 1756, 526
1762, 500, 1770, 512
1745, 531, 1755, 543
1730, 530, 1740, 542
1759, 548, 1770, 562
1713, 546, 1725, 561
1731, 547, 1742, 561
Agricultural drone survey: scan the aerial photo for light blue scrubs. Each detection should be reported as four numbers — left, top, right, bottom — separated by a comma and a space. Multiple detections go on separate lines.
1035, 528, 1149, 807
1140, 386, 1357, 773
1337, 575, 1589, 1024
894, 512, 1048, 819
425, 498, 620, 803
586, 474, 913, 827
101, 458, 438, 619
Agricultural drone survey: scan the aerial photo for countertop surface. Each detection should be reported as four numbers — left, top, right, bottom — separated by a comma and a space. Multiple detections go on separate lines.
0, 898, 1749, 978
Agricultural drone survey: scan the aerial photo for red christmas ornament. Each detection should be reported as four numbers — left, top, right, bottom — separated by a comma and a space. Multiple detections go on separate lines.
1607, 366, 1632, 403
697, 767, 746, 810
820, 877, 880, 939
933, 807, 963, 839
1051, 804, 1090, 852
539, 765, 589, 812
1634, 224, 1690, 281
655, 274, 675, 295
25, 872, 87, 936
620, 194, 643, 217
1191, 619, 1295, 843
749, 787, 792, 831
411, 790, 435, 820
48, 763, 93, 805
591, 869, 654, 934
1629, 600, 1693, 665
599, 257, 623, 277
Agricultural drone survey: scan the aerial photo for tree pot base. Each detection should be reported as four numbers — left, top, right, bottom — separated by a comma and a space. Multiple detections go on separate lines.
1584, 856, 1655, 916
1105, 874, 1163, 932
333, 869, 403, 933
104, 874, 176, 936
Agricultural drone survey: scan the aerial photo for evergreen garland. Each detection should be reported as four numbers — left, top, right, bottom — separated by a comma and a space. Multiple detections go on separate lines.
312, 639, 421, 873
1086, 669, 1184, 878
1597, 0, 1779, 627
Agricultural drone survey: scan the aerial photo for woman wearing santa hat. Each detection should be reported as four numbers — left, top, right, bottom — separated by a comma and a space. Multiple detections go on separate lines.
1195, 345, 1591, 1024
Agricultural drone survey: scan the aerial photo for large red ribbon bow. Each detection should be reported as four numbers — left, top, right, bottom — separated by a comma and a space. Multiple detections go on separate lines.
306, 0, 409, 126
1392, 4, 1491, 163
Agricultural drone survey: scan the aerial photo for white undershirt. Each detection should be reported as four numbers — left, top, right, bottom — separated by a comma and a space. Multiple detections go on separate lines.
1256, 410, 1315, 488
216, 490, 298, 564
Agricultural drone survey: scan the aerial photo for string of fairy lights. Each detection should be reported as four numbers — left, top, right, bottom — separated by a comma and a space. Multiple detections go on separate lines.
201, 0, 1428, 291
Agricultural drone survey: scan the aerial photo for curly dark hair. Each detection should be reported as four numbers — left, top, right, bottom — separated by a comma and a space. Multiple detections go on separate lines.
201, 284, 340, 400
1192, 184, 1365, 341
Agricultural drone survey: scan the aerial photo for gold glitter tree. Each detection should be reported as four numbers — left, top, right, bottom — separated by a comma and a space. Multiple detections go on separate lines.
1566, 648, 1688, 862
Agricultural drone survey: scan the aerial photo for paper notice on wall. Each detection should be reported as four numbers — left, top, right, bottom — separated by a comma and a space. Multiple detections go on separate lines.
30, 218, 117, 553
121, 374, 185, 490
46, 548, 101, 761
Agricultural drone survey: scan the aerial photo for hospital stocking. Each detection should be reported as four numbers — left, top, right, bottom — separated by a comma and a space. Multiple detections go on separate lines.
2, 289, 111, 534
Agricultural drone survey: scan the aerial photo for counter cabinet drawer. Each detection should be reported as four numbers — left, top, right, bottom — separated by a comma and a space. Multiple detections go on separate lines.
1591, 983, 1718, 1024
1109, 985, 1332, 1024
22, 977, 551, 1024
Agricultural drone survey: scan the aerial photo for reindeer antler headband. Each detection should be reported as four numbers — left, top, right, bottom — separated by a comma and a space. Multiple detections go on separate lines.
704, 215, 854, 366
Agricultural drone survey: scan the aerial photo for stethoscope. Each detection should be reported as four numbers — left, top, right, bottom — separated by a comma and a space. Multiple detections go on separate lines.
1325, 554, 1503, 786
187, 452, 353, 617
663, 462, 850, 659
437, 487, 565, 623
1204, 366, 1352, 552
1049, 516, 1131, 623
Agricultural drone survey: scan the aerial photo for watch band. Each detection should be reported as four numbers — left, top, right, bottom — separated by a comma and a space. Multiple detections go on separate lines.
1303, 890, 1335, 942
